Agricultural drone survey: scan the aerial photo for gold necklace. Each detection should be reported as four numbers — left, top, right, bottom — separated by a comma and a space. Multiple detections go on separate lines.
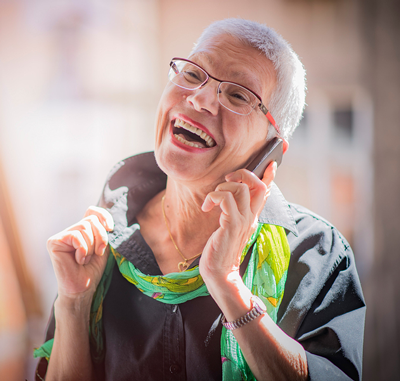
161, 195, 202, 272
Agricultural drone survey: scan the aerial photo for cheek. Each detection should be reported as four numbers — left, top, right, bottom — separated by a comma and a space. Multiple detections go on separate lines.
154, 104, 166, 149
154, 86, 186, 148
225, 115, 269, 158
225, 115, 259, 144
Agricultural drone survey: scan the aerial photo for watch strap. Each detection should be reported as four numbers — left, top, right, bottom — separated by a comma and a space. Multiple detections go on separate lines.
221, 295, 266, 330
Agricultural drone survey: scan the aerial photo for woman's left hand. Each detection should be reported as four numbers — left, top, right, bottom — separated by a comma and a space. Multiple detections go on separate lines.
199, 161, 277, 284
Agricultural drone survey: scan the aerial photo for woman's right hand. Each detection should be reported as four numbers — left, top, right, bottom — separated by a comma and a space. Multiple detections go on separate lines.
47, 206, 114, 300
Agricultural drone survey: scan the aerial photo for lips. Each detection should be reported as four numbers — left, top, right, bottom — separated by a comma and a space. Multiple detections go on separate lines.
173, 118, 216, 148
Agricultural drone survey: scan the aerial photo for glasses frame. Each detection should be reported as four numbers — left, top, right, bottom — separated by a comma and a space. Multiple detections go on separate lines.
169, 57, 280, 135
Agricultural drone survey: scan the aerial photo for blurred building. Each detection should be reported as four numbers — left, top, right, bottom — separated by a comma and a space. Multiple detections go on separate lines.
0, 0, 399, 380
359, 1, 400, 379
0, 161, 34, 381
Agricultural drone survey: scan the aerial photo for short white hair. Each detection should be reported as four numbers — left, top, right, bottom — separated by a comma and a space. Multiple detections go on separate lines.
191, 18, 306, 140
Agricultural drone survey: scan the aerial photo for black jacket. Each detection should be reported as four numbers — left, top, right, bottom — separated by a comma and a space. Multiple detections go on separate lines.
36, 152, 365, 381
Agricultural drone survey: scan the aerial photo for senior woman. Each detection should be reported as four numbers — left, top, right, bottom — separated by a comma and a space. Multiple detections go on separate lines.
35, 19, 365, 381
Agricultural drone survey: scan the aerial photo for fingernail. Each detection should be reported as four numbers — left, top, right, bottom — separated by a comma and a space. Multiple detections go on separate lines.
84, 255, 91, 265
100, 245, 107, 256
225, 172, 235, 180
201, 198, 209, 211
107, 217, 115, 231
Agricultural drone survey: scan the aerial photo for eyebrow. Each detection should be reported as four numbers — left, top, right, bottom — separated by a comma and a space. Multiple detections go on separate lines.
193, 54, 263, 96
223, 70, 262, 96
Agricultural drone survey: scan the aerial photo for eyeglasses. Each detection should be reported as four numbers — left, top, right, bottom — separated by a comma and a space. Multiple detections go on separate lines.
168, 57, 279, 134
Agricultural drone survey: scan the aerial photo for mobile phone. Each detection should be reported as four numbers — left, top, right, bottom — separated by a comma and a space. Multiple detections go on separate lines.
246, 138, 283, 179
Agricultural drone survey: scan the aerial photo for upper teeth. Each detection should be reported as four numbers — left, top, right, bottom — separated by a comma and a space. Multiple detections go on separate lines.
174, 119, 215, 147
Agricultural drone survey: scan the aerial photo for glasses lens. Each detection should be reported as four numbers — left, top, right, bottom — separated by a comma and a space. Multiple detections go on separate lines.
169, 60, 208, 90
218, 82, 258, 115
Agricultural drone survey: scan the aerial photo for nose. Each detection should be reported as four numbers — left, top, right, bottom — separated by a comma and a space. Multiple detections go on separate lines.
186, 80, 220, 116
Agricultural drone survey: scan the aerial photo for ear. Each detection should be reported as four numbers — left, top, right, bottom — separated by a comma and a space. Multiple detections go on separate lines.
282, 138, 289, 154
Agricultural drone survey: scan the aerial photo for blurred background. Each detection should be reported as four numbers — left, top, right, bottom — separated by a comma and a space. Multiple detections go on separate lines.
0, 0, 399, 380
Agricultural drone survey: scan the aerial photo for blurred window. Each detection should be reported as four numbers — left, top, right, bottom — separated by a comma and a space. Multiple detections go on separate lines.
333, 108, 353, 143
293, 111, 308, 140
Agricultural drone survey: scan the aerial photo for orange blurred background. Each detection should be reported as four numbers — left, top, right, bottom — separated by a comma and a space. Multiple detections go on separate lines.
0, 0, 399, 380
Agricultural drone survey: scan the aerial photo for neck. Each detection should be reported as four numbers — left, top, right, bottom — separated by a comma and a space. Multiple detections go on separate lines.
162, 178, 221, 253
136, 175, 225, 274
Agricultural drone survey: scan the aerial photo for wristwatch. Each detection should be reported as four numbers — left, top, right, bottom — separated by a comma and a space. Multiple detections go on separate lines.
221, 295, 267, 330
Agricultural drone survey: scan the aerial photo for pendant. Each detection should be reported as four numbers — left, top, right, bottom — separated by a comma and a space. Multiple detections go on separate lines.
178, 261, 189, 272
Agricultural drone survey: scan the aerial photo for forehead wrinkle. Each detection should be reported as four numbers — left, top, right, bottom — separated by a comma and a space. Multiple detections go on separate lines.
190, 35, 276, 100
190, 53, 264, 96
226, 71, 263, 98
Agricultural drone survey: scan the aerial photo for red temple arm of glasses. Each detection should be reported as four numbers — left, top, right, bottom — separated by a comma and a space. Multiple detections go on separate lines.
260, 104, 280, 135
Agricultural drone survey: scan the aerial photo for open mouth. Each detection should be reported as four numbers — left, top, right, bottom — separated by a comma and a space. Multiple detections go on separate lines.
172, 118, 216, 148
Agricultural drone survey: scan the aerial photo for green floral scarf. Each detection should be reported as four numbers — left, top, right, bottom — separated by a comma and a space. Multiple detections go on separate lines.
34, 223, 290, 381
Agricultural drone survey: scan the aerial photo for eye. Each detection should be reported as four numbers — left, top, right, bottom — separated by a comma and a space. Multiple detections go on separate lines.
231, 92, 249, 102
227, 88, 252, 105
182, 68, 204, 84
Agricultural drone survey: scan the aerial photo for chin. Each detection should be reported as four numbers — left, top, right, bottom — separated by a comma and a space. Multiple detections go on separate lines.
155, 146, 193, 180
155, 147, 220, 188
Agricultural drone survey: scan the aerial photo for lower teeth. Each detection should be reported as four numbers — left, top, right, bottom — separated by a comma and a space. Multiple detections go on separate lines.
174, 134, 203, 148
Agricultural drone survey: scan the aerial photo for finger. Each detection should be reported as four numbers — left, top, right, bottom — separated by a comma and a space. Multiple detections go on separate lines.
202, 190, 239, 220
69, 230, 90, 265
260, 161, 277, 207
225, 169, 268, 214
66, 220, 95, 258
213, 181, 251, 215
50, 230, 90, 265
261, 161, 277, 187
225, 168, 266, 191
85, 214, 109, 256
85, 244, 110, 266
84, 206, 114, 231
